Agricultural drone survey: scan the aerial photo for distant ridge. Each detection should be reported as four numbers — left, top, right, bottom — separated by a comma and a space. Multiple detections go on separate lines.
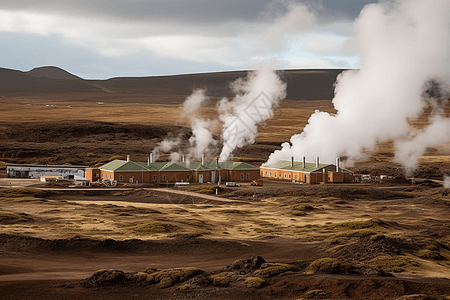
27, 66, 82, 80
0, 66, 348, 101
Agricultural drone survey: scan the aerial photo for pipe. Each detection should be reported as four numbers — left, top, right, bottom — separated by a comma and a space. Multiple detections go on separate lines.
302, 156, 306, 169
202, 154, 205, 165
336, 158, 339, 172
150, 153, 153, 164
127, 155, 130, 162
182, 155, 185, 163
291, 157, 294, 168
316, 156, 319, 168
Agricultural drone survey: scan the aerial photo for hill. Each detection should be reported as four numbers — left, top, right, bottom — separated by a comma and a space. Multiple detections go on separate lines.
27, 66, 81, 80
0, 66, 347, 102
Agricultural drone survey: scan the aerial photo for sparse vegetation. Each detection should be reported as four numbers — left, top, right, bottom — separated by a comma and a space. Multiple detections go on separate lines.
0, 212, 34, 223
305, 258, 354, 275
244, 277, 265, 288
135, 222, 180, 234
368, 255, 419, 273
212, 276, 230, 287
255, 263, 298, 277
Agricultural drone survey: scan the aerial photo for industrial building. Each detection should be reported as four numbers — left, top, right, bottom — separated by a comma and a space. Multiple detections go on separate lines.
6, 164, 88, 179
85, 156, 260, 184
260, 157, 354, 184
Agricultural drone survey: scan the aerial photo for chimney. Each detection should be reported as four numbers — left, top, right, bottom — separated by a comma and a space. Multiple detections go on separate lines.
216, 157, 219, 166
323, 168, 326, 184
150, 153, 153, 164
316, 156, 319, 168
336, 158, 339, 172
182, 155, 185, 163
202, 154, 205, 165
302, 156, 306, 169
291, 157, 294, 168
127, 155, 130, 162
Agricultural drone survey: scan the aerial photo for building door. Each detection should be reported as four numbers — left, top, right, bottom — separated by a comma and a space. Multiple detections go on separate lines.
305, 175, 309, 183
199, 174, 203, 184
211, 171, 215, 183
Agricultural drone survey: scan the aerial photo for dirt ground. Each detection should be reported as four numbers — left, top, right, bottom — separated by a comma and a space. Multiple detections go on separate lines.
1, 89, 450, 298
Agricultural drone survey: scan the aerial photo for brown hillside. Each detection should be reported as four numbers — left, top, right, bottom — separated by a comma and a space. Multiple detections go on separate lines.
27, 66, 81, 80
0, 67, 346, 102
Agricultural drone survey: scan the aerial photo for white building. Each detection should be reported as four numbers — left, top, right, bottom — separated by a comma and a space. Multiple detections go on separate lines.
6, 164, 88, 179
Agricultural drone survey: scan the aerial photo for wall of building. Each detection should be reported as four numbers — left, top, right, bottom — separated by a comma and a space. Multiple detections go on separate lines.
6, 165, 85, 179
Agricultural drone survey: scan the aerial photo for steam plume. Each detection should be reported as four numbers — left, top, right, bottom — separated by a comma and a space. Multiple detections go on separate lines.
266, 0, 450, 171
444, 174, 450, 189
218, 67, 286, 161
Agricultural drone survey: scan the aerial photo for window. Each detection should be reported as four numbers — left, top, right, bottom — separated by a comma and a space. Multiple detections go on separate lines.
240, 173, 244, 180
119, 175, 123, 181
269, 172, 272, 176
265, 171, 268, 176
284, 173, 287, 178
187, 174, 190, 180
289, 174, 292, 179
153, 175, 156, 181
95, 173, 99, 178
274, 173, 277, 178
110, 175, 112, 179
162, 175, 166, 181
246, 173, 250, 180
294, 175, 297, 180
279, 173, 281, 177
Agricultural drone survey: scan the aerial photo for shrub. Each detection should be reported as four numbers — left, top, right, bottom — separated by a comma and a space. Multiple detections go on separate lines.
244, 277, 265, 288
368, 255, 419, 273
305, 258, 354, 275
148, 267, 204, 288
255, 263, 298, 277
212, 276, 230, 287
417, 249, 444, 260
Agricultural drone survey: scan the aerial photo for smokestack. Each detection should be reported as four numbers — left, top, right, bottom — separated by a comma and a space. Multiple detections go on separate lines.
291, 157, 294, 168
150, 153, 153, 164
336, 158, 339, 172
127, 155, 130, 162
302, 156, 306, 169
316, 156, 319, 168
182, 155, 185, 163
216, 157, 219, 166
323, 168, 326, 184
202, 154, 205, 165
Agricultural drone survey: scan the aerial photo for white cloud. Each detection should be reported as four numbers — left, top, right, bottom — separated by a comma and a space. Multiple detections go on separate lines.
0, 1, 365, 77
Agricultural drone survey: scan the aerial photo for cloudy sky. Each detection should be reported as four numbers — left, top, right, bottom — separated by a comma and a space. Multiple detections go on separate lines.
0, 0, 378, 79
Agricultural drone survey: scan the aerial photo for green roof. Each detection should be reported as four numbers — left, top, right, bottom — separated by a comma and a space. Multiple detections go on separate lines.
99, 159, 259, 172
100, 160, 152, 171
262, 160, 349, 173
148, 162, 191, 171
186, 161, 225, 170
219, 161, 259, 170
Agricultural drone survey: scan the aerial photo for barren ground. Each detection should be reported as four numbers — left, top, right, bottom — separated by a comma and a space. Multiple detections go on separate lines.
1, 95, 450, 299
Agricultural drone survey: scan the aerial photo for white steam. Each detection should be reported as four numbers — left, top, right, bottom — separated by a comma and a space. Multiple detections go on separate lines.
266, 0, 450, 172
218, 67, 286, 161
152, 88, 217, 162
152, 68, 286, 163
444, 174, 450, 189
